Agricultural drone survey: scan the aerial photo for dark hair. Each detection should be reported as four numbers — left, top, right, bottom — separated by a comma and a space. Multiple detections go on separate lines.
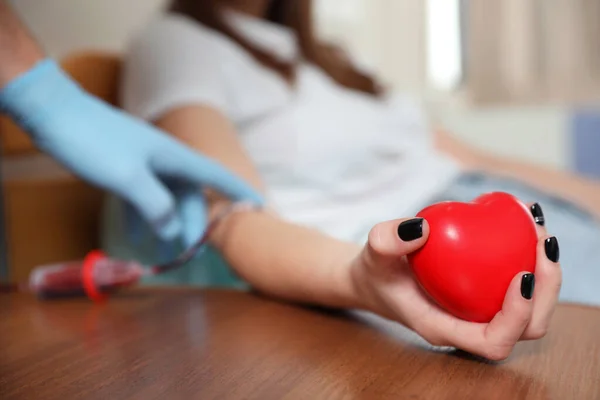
170, 0, 382, 95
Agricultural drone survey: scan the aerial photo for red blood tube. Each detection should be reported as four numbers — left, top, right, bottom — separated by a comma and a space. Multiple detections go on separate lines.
28, 252, 145, 300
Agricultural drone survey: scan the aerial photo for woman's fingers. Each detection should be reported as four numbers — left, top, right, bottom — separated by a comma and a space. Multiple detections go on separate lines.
521, 201, 561, 339
480, 272, 535, 359
527, 202, 549, 242
529, 202, 546, 229
521, 236, 562, 340
362, 218, 430, 275
418, 272, 534, 361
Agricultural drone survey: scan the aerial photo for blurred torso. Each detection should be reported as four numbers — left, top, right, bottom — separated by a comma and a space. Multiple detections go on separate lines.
122, 11, 460, 241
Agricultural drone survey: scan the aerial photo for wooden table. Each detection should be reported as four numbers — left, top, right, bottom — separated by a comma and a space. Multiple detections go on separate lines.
2, 289, 600, 400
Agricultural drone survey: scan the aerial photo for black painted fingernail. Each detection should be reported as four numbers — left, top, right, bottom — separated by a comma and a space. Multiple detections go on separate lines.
545, 236, 560, 263
521, 274, 535, 300
530, 203, 545, 226
397, 218, 424, 241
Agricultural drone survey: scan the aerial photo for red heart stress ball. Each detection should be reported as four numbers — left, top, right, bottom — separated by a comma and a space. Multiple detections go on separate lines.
407, 192, 538, 323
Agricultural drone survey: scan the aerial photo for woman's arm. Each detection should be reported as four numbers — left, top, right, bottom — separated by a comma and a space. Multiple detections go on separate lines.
155, 105, 364, 310
154, 105, 561, 361
435, 129, 600, 217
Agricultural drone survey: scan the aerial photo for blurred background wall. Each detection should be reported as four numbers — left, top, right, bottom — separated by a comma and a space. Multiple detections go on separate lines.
7, 0, 600, 177
2, 0, 599, 281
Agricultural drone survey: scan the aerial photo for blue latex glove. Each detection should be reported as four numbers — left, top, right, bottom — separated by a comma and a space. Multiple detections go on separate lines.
0, 59, 263, 247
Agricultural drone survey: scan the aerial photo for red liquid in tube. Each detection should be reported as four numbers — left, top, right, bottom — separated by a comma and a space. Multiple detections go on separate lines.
28, 258, 145, 298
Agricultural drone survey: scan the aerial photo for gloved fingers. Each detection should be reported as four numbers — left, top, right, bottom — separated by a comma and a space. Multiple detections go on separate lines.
153, 143, 263, 205
125, 172, 181, 241
176, 187, 208, 250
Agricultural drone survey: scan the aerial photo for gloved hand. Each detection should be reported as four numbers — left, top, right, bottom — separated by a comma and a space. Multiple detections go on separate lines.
0, 59, 263, 247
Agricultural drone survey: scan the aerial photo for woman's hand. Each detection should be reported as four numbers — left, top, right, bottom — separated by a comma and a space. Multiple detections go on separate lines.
350, 209, 561, 361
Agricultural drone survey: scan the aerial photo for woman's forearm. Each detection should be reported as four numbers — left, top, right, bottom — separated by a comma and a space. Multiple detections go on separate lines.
479, 156, 600, 218
208, 199, 365, 310
0, 1, 44, 87
436, 129, 600, 217
155, 106, 365, 310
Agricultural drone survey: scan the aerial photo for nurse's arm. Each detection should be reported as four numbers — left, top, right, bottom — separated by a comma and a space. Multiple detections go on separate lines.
0, 1, 44, 87
155, 105, 365, 310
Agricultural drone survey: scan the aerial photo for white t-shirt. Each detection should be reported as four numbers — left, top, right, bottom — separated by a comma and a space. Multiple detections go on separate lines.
121, 11, 461, 242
